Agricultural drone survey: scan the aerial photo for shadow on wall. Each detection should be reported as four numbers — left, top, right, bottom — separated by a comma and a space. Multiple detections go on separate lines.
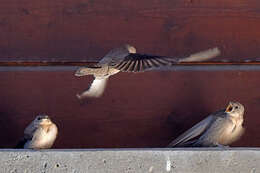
0, 109, 23, 148
165, 74, 212, 146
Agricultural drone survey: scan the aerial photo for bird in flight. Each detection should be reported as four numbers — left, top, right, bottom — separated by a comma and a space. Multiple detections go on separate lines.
16, 115, 58, 149
168, 102, 245, 147
75, 44, 220, 99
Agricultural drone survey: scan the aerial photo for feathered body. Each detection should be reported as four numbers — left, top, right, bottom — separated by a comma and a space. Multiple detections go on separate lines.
75, 44, 220, 99
168, 102, 245, 147
16, 115, 58, 149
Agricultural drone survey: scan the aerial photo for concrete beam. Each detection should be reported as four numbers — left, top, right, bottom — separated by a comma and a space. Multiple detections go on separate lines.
0, 148, 259, 173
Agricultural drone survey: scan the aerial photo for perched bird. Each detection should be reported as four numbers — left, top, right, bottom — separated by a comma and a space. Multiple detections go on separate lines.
168, 102, 245, 147
75, 44, 220, 99
16, 115, 58, 149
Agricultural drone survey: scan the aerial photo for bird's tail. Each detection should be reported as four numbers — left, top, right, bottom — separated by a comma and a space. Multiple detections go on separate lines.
178, 47, 221, 62
15, 138, 27, 148
75, 66, 103, 77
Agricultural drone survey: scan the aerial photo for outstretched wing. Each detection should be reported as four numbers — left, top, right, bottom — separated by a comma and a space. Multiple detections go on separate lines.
98, 44, 136, 66
111, 47, 220, 72
111, 53, 175, 72
168, 116, 215, 147
77, 77, 109, 99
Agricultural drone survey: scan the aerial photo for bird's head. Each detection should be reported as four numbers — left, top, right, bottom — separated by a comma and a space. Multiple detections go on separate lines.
124, 44, 136, 53
33, 115, 53, 126
75, 67, 88, 77
225, 102, 244, 118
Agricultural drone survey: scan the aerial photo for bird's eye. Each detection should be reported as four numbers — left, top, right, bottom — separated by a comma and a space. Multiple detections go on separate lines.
37, 117, 41, 120
235, 106, 238, 109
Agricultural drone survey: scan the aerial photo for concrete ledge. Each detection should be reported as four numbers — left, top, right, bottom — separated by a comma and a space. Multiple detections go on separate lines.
1, 148, 259, 173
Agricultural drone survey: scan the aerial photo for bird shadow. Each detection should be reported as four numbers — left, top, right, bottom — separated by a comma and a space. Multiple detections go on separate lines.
0, 109, 24, 148
164, 76, 212, 146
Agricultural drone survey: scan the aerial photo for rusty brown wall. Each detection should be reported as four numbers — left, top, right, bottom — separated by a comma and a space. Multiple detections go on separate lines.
0, 0, 260, 60
0, 70, 259, 148
0, 0, 260, 148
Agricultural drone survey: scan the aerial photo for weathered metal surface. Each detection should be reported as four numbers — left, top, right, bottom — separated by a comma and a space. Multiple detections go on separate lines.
0, 70, 259, 148
0, 0, 260, 60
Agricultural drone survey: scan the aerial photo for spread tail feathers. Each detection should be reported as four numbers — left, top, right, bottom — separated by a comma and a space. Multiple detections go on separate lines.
75, 66, 103, 77
179, 47, 220, 62
77, 77, 109, 99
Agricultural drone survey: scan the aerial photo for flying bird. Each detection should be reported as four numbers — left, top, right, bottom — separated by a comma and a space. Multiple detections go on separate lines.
16, 115, 58, 149
168, 102, 245, 147
75, 44, 220, 99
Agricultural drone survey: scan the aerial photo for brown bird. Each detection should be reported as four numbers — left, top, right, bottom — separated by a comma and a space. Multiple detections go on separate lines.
168, 102, 245, 147
75, 44, 220, 99
16, 115, 58, 149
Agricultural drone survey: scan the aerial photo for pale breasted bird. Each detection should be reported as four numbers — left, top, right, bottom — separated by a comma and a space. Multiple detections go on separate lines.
168, 102, 245, 147
75, 44, 220, 99
16, 115, 58, 149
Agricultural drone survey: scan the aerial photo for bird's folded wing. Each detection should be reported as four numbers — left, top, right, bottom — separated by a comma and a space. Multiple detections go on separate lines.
24, 123, 39, 141
16, 126, 38, 148
77, 77, 109, 98
167, 115, 215, 147
24, 128, 45, 149
178, 47, 220, 62
111, 53, 175, 72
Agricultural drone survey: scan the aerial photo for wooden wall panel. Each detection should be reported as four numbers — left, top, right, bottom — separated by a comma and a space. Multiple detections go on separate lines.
0, 0, 260, 60
0, 0, 260, 149
0, 70, 259, 148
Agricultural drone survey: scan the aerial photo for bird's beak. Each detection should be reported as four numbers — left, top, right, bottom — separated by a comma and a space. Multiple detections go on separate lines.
42, 118, 52, 124
43, 115, 49, 119
225, 103, 233, 113
41, 115, 51, 122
